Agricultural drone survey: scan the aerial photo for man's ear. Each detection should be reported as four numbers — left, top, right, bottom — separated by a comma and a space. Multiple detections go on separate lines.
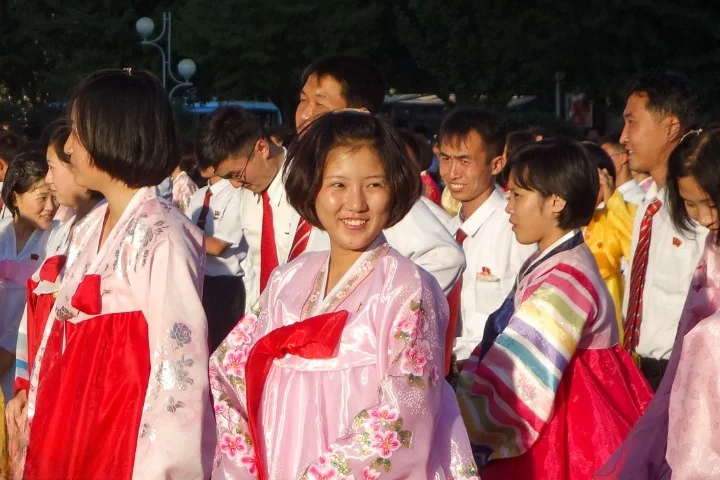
489, 155, 505, 176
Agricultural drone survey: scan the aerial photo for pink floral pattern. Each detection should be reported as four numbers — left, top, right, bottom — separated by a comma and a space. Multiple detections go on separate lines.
400, 340, 432, 377
368, 405, 399, 423
307, 464, 342, 480
219, 433, 247, 458
223, 347, 249, 378
371, 431, 401, 459
362, 466, 381, 480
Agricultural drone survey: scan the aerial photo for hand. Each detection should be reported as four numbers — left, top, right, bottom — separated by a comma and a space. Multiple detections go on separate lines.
598, 168, 616, 204
6, 390, 28, 441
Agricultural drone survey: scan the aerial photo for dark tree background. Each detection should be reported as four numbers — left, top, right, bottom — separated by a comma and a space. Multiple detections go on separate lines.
2, 0, 720, 132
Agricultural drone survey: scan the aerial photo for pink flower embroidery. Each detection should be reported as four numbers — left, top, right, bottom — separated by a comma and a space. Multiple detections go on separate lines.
230, 314, 258, 345
223, 346, 249, 378
368, 405, 399, 422
214, 403, 227, 416
400, 340, 432, 376
240, 452, 258, 475
307, 464, 341, 480
371, 431, 401, 458
363, 466, 381, 480
219, 433, 247, 458
394, 309, 422, 338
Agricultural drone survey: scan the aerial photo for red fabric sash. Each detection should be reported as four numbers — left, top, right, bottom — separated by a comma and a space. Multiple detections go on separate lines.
71, 274, 102, 315
245, 310, 348, 480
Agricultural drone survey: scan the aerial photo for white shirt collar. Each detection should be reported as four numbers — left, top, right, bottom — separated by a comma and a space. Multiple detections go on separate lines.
457, 189, 506, 237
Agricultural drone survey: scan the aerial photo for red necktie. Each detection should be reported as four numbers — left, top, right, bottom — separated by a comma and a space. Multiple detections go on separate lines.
260, 191, 279, 294
244, 310, 348, 480
196, 188, 213, 231
623, 199, 662, 351
288, 218, 311, 262
445, 228, 468, 374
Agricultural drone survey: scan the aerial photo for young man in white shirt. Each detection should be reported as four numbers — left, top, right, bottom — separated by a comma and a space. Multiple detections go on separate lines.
439, 108, 536, 376
185, 167, 247, 350
0, 131, 20, 220
294, 55, 465, 296
620, 71, 707, 390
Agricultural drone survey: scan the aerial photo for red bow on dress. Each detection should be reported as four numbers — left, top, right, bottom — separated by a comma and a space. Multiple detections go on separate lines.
244, 310, 349, 480
39, 255, 68, 283
70, 274, 102, 315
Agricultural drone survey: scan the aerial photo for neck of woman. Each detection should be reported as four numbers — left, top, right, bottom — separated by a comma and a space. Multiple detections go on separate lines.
326, 246, 364, 297
13, 216, 35, 253
97, 182, 140, 249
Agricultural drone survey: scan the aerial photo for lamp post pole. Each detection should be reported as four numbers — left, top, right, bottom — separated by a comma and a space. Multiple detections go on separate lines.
135, 12, 196, 99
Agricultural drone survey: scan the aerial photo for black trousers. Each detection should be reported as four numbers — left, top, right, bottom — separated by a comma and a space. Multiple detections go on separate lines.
639, 356, 669, 392
202, 275, 246, 352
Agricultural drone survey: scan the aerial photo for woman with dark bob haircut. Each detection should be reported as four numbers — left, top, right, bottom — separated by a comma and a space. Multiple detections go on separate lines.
599, 127, 720, 479
209, 111, 478, 479
457, 137, 652, 479
21, 69, 214, 479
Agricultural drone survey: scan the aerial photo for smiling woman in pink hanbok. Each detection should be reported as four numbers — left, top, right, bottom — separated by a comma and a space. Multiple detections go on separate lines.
211, 111, 477, 480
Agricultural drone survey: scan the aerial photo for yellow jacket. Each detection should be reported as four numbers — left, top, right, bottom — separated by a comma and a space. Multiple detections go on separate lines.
583, 190, 637, 345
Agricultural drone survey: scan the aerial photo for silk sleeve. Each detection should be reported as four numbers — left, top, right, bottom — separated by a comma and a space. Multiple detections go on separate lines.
130, 233, 215, 480
666, 315, 720, 479
456, 265, 596, 464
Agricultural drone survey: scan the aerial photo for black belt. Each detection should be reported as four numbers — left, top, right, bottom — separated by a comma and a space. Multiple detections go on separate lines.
639, 356, 669, 377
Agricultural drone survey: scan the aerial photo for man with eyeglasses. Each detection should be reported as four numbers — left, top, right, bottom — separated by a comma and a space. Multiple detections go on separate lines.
600, 134, 646, 206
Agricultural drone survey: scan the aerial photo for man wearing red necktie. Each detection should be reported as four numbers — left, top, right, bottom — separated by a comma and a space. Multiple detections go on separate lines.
197, 55, 465, 315
620, 71, 707, 390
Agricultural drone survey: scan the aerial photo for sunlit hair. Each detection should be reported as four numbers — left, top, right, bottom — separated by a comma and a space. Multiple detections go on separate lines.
284, 111, 421, 229
67, 69, 178, 187
507, 137, 598, 229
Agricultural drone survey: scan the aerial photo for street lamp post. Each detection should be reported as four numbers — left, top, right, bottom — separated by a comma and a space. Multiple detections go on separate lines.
135, 12, 196, 99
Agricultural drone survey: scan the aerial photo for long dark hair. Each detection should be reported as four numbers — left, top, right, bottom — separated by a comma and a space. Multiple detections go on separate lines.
666, 126, 720, 243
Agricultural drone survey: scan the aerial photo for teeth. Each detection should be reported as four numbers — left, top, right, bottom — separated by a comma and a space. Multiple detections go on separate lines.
344, 219, 366, 226
449, 184, 464, 190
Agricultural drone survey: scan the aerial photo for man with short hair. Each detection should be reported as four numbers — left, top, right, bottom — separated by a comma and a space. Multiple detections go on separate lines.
621, 70, 708, 390
294, 55, 465, 297
198, 55, 465, 311
440, 108, 536, 375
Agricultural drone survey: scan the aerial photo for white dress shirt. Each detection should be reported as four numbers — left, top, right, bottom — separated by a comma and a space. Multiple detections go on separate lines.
617, 179, 646, 206
622, 181, 708, 359
447, 190, 537, 361
186, 179, 246, 277
239, 165, 295, 309
303, 199, 466, 294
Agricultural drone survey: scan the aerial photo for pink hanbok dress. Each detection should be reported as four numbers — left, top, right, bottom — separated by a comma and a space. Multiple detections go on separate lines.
211, 237, 478, 479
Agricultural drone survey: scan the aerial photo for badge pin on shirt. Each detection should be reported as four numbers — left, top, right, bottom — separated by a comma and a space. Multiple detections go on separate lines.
672, 237, 682, 247
476, 266, 500, 282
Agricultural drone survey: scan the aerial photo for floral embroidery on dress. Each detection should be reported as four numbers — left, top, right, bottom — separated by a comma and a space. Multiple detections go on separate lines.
214, 312, 259, 393
148, 322, 196, 400
457, 464, 480, 479
218, 433, 257, 475
169, 322, 192, 348
301, 446, 351, 480
392, 299, 432, 389
165, 396, 185, 413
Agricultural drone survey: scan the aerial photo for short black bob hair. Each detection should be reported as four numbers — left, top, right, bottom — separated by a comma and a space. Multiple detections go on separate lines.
506, 137, 598, 230
67, 68, 178, 188
397, 129, 433, 171
284, 111, 421, 230
666, 125, 720, 243
629, 70, 704, 138
1, 151, 49, 218
301, 55, 386, 114
196, 106, 264, 170
438, 108, 507, 160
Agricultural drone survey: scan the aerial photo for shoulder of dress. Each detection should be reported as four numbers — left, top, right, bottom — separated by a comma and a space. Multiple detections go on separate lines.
128, 197, 204, 249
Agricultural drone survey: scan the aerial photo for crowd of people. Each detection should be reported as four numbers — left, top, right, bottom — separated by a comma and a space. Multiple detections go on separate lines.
0, 54, 716, 479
